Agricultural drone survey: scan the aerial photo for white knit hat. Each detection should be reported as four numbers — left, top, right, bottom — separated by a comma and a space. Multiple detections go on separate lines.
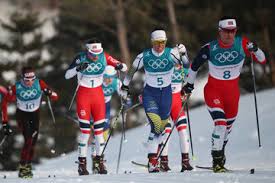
151, 30, 167, 41
86, 43, 103, 55
218, 19, 237, 30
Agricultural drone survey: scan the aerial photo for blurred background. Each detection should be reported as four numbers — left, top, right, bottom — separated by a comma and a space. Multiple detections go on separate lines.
0, 0, 274, 170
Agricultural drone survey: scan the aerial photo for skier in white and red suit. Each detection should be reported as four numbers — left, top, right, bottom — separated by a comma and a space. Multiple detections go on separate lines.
182, 16, 266, 173
65, 38, 127, 175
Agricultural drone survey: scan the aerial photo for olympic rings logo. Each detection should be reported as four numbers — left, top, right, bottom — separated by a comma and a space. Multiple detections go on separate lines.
20, 89, 38, 99
103, 88, 114, 95
148, 59, 169, 69
172, 72, 182, 81
214, 51, 239, 63
86, 63, 103, 72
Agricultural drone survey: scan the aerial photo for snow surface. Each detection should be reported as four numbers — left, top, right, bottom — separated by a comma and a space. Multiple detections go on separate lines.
1, 89, 275, 182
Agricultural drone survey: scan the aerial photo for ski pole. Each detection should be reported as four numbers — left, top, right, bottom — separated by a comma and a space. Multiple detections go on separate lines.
186, 101, 195, 160
68, 84, 80, 111
250, 53, 261, 147
47, 96, 56, 124
0, 135, 8, 148
157, 94, 190, 160
116, 94, 127, 174
64, 113, 79, 124
124, 102, 141, 113
68, 74, 83, 111
116, 123, 124, 174
101, 104, 124, 156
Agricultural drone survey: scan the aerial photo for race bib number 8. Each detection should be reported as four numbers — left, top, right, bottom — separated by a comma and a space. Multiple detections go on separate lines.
223, 70, 231, 79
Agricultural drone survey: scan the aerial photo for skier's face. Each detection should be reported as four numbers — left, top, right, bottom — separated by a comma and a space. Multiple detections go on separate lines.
152, 40, 166, 53
87, 52, 99, 61
23, 78, 35, 87
104, 77, 112, 85
219, 28, 237, 45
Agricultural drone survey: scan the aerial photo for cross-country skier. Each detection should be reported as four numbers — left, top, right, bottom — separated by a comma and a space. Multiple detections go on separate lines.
160, 64, 193, 172
3, 66, 58, 178
65, 38, 127, 175
182, 16, 266, 173
121, 29, 190, 173
102, 65, 123, 137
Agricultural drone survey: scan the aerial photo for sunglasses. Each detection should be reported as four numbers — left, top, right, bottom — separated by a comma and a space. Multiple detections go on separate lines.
23, 78, 35, 82
152, 40, 167, 45
220, 28, 237, 33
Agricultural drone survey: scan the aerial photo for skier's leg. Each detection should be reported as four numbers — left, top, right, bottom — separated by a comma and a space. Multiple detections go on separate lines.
158, 86, 172, 172
90, 86, 107, 174
222, 86, 240, 165
170, 92, 193, 171
159, 122, 171, 172
16, 109, 40, 178
76, 86, 92, 175
204, 83, 227, 172
142, 86, 163, 173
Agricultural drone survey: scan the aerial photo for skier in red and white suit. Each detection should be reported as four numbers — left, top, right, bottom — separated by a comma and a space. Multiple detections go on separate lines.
182, 16, 266, 172
65, 38, 127, 175
3, 66, 58, 178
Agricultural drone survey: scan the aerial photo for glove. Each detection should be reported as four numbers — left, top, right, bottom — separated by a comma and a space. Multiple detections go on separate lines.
76, 62, 89, 72
120, 84, 129, 100
247, 42, 258, 52
181, 82, 194, 95
2, 123, 12, 136
176, 44, 187, 55
115, 63, 128, 72
43, 88, 52, 96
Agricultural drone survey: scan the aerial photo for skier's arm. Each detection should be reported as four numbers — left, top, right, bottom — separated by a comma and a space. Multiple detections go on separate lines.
122, 52, 144, 86
170, 44, 190, 68
1, 93, 8, 124
242, 37, 266, 64
39, 80, 58, 101
65, 55, 80, 79
105, 52, 127, 72
186, 44, 210, 85
1, 86, 16, 123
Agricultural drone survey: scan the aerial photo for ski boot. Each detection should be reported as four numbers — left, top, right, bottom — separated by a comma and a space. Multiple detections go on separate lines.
93, 155, 107, 174
180, 153, 193, 172
148, 153, 159, 173
212, 150, 228, 173
78, 157, 89, 176
18, 163, 33, 178
160, 156, 171, 172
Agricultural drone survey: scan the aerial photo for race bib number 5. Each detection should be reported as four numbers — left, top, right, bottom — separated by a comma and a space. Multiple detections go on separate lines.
157, 77, 164, 86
